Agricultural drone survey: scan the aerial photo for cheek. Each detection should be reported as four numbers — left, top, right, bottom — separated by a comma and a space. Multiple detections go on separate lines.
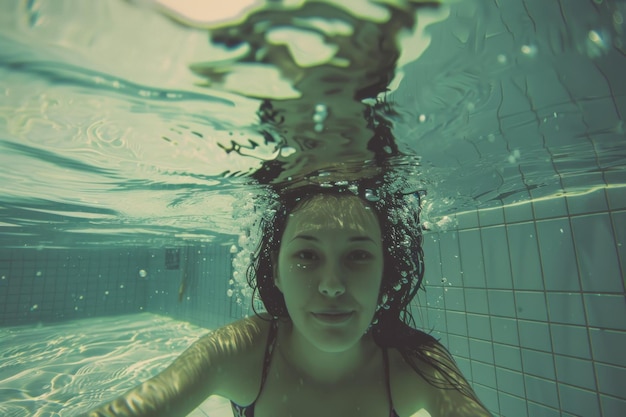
276, 261, 310, 293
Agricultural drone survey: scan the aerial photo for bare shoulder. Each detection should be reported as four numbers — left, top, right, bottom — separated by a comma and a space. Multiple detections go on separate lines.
208, 313, 273, 403
80, 314, 273, 416
388, 341, 493, 417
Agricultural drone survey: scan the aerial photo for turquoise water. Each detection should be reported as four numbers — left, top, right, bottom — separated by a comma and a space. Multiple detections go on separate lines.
1, 0, 623, 248
0, 314, 236, 416
0, 0, 625, 416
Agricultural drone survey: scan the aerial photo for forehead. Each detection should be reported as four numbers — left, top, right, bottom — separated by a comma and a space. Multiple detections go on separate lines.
283, 195, 381, 237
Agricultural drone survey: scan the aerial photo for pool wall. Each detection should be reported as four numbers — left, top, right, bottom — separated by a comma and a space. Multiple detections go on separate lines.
0, 244, 244, 329
415, 187, 625, 416
0, 187, 624, 417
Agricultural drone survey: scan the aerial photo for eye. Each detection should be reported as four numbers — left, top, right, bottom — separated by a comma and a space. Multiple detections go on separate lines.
348, 250, 374, 262
295, 250, 319, 261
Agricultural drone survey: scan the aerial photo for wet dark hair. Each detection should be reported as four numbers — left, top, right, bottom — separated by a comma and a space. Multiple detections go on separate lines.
244, 178, 488, 409
246, 180, 424, 335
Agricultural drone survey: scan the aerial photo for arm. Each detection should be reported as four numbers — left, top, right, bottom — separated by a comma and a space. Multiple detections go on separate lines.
80, 315, 266, 417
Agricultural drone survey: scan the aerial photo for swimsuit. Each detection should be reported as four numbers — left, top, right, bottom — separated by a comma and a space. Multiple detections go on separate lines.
230, 319, 400, 417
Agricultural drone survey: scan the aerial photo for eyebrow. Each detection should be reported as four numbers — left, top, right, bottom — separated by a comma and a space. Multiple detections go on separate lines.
291, 235, 376, 243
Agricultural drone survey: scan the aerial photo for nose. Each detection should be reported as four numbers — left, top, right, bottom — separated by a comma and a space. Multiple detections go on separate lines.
318, 263, 346, 297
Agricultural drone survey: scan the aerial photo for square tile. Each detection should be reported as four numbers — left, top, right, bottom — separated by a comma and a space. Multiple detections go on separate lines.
469, 338, 494, 363
493, 342, 522, 371
443, 286, 465, 311
600, 394, 626, 417
455, 209, 480, 230
518, 320, 552, 352
589, 328, 626, 367
471, 361, 497, 389
532, 195, 568, 220
504, 199, 534, 224
546, 292, 586, 325
491, 316, 519, 345
536, 218, 580, 291
525, 374, 559, 409
554, 355, 596, 390
506, 222, 544, 290
481, 226, 513, 289
549, 323, 591, 359
458, 229, 487, 288
571, 213, 623, 293
496, 368, 524, 397
439, 231, 463, 285
522, 349, 555, 379
466, 313, 492, 341
558, 383, 601, 417
584, 293, 626, 331
497, 392, 527, 417
465, 289, 490, 314
488, 289, 516, 318
446, 310, 468, 337
515, 291, 547, 321
478, 202, 505, 227
595, 363, 626, 399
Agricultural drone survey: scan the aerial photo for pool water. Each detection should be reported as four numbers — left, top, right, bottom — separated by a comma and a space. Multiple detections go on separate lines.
0, 313, 235, 417
1, 0, 625, 416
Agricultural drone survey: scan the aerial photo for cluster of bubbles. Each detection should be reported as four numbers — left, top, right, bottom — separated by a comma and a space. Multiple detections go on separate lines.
229, 191, 269, 305
312, 104, 328, 133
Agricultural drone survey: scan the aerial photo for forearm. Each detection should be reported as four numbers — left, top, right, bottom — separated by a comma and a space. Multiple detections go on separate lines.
80, 377, 208, 417
79, 335, 215, 417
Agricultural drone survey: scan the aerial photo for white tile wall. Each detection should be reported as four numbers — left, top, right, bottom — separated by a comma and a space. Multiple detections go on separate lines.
418, 197, 625, 417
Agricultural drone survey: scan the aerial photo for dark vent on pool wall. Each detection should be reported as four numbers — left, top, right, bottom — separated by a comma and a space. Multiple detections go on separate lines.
165, 248, 180, 270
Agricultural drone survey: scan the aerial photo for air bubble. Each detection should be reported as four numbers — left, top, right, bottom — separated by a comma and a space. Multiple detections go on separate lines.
139, 269, 147, 278
227, 289, 234, 297
364, 189, 380, 202
521, 44, 537, 57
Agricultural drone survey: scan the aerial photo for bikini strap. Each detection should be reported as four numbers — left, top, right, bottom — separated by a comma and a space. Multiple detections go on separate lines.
256, 318, 279, 400
382, 348, 395, 415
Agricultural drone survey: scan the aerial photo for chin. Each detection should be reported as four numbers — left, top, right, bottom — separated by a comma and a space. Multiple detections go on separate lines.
302, 312, 372, 352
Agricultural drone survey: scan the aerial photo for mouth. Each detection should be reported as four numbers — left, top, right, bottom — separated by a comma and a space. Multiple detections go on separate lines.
312, 311, 354, 324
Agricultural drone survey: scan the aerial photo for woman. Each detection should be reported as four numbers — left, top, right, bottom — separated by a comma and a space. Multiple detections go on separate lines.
83, 182, 492, 417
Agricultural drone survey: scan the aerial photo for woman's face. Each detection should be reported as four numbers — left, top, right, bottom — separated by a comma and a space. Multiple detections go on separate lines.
275, 194, 384, 352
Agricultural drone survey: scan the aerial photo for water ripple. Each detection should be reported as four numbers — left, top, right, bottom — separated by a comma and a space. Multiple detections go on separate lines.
0, 314, 206, 416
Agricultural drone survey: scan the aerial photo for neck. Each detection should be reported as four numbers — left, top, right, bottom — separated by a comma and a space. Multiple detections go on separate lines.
277, 319, 380, 385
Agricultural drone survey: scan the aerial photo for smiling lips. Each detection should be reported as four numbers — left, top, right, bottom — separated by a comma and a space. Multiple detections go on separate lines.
312, 311, 354, 324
